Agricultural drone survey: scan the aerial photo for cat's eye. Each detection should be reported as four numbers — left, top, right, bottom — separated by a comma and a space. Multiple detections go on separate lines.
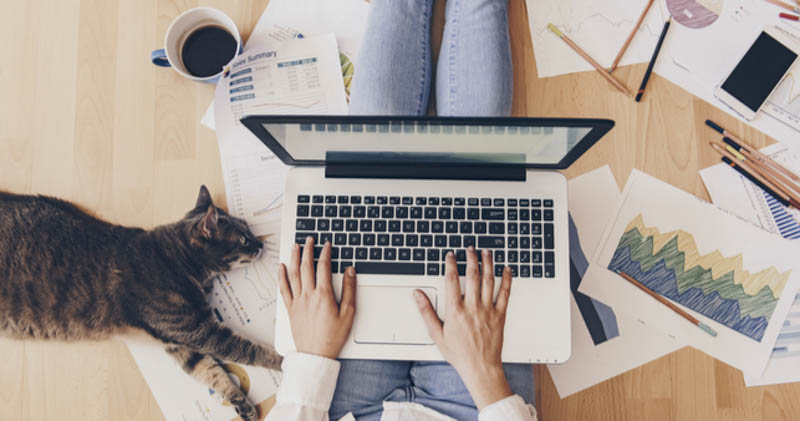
239, 236, 249, 246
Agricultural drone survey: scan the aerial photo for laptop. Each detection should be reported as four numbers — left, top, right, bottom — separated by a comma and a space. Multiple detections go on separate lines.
241, 115, 614, 363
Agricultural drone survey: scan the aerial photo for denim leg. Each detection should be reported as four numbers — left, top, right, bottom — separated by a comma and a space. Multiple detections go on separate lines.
329, 359, 413, 421
349, 0, 434, 116
409, 361, 535, 420
435, 0, 512, 116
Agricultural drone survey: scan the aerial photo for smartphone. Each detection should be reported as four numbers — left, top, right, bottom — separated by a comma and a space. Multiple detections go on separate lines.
714, 27, 800, 120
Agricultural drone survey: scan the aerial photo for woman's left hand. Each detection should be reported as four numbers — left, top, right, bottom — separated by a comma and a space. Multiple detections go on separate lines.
278, 237, 357, 359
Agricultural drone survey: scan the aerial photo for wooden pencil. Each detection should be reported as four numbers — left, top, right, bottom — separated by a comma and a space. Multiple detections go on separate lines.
722, 136, 800, 201
765, 0, 800, 14
617, 271, 717, 337
610, 0, 655, 73
547, 23, 634, 97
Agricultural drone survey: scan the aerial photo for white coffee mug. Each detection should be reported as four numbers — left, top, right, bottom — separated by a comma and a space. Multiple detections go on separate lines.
150, 7, 242, 84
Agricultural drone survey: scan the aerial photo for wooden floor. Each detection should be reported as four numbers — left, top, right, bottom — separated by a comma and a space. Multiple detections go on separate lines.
1, 0, 799, 420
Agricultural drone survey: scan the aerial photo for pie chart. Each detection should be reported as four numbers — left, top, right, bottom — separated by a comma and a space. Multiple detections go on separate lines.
667, 0, 723, 29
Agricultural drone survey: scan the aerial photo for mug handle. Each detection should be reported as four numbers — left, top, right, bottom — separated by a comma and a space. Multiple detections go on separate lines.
151, 49, 171, 67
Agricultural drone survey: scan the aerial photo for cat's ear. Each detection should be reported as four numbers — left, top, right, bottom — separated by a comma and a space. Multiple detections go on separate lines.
195, 185, 213, 210
197, 204, 219, 239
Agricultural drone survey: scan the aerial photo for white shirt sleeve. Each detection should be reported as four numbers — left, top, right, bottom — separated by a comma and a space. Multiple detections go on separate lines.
265, 352, 341, 421
478, 395, 538, 421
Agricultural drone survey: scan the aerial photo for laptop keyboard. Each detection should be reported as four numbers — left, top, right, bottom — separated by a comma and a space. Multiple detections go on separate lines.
294, 195, 556, 278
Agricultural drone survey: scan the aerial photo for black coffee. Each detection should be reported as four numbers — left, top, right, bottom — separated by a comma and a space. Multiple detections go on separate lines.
181, 25, 237, 78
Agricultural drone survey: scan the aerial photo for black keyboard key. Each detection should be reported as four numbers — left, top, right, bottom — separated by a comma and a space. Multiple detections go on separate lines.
295, 232, 318, 244
532, 223, 542, 236
375, 220, 387, 232
411, 207, 423, 219
495, 265, 504, 276
520, 223, 530, 235
439, 208, 451, 219
441, 249, 453, 261
413, 249, 425, 261
332, 219, 344, 231
350, 196, 361, 204
533, 265, 543, 278
384, 248, 397, 260
508, 199, 517, 207
508, 209, 518, 221
364, 196, 375, 204
446, 221, 458, 233
544, 209, 554, 221
297, 205, 310, 217
478, 236, 505, 248
425, 207, 437, 219
509, 265, 519, 277
321, 233, 333, 245
399, 248, 411, 261
533, 251, 542, 264
406, 234, 419, 246
520, 251, 530, 263
353, 206, 366, 218
521, 237, 530, 248
519, 209, 530, 221
468, 198, 479, 206
427, 249, 440, 261
417, 221, 430, 233
325, 195, 336, 204
464, 235, 476, 247
520, 265, 531, 277
416, 197, 427, 205
454, 198, 465, 206
337, 195, 349, 204
313, 195, 323, 203
360, 220, 373, 232
508, 251, 518, 263
335, 233, 347, 245
519, 199, 529, 207
544, 224, 554, 249
532, 199, 542, 207
391, 234, 404, 246
325, 206, 337, 217
341, 247, 354, 259
298, 195, 310, 203
390, 196, 400, 205
428, 197, 439, 205
382, 207, 394, 219
427, 264, 440, 275
331, 262, 339, 273
389, 221, 401, 232
442, 198, 452, 206
369, 247, 382, 260
319, 219, 331, 231
449, 236, 462, 247
494, 198, 505, 206
402, 197, 413, 205
481, 198, 492, 206
363, 234, 376, 246
434, 235, 447, 247
403, 221, 415, 232
475, 222, 487, 234
339, 206, 352, 217
311, 206, 324, 217
489, 223, 505, 234
296, 218, 315, 230
460, 222, 472, 234
545, 251, 555, 278
356, 248, 368, 260
467, 208, 480, 220
432, 221, 444, 233
482, 208, 505, 220
378, 234, 390, 246
377, 196, 388, 205
421, 235, 433, 247
508, 236, 518, 248
453, 208, 465, 220
348, 234, 361, 245
455, 249, 467, 262
346, 220, 358, 231
455, 263, 467, 276
543, 199, 553, 207
532, 237, 543, 249
313, 246, 323, 258
356, 262, 425, 275
340, 261, 353, 274
508, 223, 518, 235
532, 209, 542, 221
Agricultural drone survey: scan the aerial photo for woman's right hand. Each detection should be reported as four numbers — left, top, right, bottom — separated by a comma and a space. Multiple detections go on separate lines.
414, 248, 514, 410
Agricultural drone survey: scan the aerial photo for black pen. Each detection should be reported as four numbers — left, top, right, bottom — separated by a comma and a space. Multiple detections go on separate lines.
636, 17, 671, 102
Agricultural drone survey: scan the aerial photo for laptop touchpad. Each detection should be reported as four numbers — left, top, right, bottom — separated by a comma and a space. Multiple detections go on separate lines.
354, 286, 436, 345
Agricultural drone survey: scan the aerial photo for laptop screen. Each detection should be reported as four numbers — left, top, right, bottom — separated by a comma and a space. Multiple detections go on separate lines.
241, 116, 614, 169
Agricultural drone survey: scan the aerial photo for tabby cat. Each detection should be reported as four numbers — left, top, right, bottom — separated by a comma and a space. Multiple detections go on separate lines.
0, 186, 281, 421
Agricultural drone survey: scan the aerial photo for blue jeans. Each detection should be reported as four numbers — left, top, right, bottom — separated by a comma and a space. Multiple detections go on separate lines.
329, 360, 535, 421
349, 0, 513, 116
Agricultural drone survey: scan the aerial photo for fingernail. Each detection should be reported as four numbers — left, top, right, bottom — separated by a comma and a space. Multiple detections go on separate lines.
306, 236, 313, 244
413, 289, 425, 306
447, 251, 454, 257
482, 249, 489, 256
347, 266, 355, 276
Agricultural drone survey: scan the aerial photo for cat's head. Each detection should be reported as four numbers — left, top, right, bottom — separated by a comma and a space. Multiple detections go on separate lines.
183, 185, 264, 271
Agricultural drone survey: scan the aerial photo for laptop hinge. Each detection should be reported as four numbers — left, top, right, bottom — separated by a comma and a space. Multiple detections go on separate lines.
325, 164, 526, 181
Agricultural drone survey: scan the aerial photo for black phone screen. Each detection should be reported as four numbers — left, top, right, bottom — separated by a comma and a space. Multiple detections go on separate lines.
721, 31, 797, 112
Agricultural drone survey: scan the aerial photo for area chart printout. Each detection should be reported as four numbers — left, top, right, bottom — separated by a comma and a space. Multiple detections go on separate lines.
700, 143, 800, 385
214, 34, 348, 236
525, 0, 667, 77
580, 170, 800, 377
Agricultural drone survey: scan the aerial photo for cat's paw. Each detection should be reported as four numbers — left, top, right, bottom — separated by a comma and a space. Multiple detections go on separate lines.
233, 399, 259, 421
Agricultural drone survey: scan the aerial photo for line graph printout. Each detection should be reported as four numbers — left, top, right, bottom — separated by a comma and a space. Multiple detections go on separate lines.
526, 0, 667, 77
580, 170, 800, 376
765, 64, 800, 134
700, 144, 800, 385
214, 34, 347, 235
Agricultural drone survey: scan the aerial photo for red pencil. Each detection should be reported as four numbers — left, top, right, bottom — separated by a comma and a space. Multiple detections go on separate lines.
780, 12, 800, 20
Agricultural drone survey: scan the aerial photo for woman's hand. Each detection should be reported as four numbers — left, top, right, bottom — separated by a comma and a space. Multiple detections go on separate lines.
414, 248, 513, 410
278, 237, 356, 360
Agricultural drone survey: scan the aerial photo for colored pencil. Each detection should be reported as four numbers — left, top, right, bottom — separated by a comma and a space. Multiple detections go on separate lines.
710, 142, 796, 208
547, 23, 634, 97
780, 12, 800, 21
610, 0, 655, 73
636, 17, 671, 102
721, 136, 800, 202
705, 119, 800, 185
765, 0, 800, 14
616, 271, 718, 337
